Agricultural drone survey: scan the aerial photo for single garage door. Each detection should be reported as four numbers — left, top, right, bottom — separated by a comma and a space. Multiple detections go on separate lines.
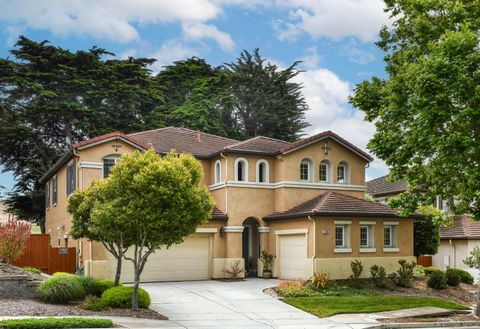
279, 234, 307, 279
112, 234, 211, 282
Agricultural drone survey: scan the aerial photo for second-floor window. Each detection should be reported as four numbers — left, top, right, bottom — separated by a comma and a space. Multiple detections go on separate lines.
214, 160, 221, 184
300, 158, 312, 181
52, 175, 58, 205
235, 157, 248, 182
103, 155, 121, 178
256, 159, 269, 183
45, 181, 50, 208
319, 160, 330, 182
66, 161, 76, 196
337, 161, 349, 184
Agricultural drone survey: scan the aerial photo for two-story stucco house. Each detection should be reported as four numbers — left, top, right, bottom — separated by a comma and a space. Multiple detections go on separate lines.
40, 127, 417, 282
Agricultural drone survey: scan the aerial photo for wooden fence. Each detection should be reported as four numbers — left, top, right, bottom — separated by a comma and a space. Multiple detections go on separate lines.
417, 255, 432, 267
13, 234, 76, 274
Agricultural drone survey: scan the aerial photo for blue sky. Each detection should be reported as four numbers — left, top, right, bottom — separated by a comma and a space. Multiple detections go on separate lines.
0, 0, 391, 193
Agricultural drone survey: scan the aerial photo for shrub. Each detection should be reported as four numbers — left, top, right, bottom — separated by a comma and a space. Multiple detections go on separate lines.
101, 286, 151, 309
37, 276, 86, 303
79, 295, 109, 311
446, 268, 462, 287
348, 260, 363, 287
370, 265, 392, 289
0, 317, 113, 328
309, 272, 334, 290
395, 260, 416, 288
424, 266, 442, 277
23, 266, 41, 274
94, 280, 121, 296
52, 272, 75, 278
415, 265, 425, 276
276, 280, 313, 297
428, 270, 448, 289
456, 268, 474, 284
222, 260, 246, 279
0, 219, 31, 264
75, 276, 98, 296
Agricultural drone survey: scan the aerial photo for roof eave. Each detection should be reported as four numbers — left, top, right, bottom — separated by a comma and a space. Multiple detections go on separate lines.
39, 150, 74, 184
264, 211, 416, 221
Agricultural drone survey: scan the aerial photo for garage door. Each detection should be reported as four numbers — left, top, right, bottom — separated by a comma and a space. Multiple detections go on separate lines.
279, 234, 307, 279
112, 234, 211, 282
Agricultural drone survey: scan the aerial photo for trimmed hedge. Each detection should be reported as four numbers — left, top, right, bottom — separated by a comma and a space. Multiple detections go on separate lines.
424, 266, 443, 277
37, 277, 86, 303
0, 317, 113, 328
101, 286, 151, 309
457, 269, 475, 284
446, 268, 461, 287
427, 270, 448, 289
94, 280, 121, 296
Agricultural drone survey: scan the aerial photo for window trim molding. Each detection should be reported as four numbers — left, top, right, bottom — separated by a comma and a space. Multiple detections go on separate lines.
360, 225, 369, 247
319, 160, 331, 183
300, 158, 313, 182
234, 157, 249, 182
255, 159, 269, 183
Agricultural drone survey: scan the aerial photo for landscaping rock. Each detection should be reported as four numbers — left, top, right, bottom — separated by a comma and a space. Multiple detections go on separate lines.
0, 264, 44, 299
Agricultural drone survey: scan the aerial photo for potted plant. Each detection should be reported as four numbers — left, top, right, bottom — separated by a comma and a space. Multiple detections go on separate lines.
260, 250, 274, 279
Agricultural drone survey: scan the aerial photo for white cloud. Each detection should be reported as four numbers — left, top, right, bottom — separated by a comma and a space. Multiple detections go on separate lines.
340, 39, 376, 64
292, 68, 387, 178
182, 22, 235, 52
274, 0, 389, 42
148, 40, 200, 73
298, 46, 321, 69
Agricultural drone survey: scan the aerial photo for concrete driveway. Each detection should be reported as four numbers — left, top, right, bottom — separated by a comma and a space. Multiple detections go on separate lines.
141, 278, 375, 329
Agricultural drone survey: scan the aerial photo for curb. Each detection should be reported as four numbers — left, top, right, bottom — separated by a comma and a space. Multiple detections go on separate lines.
366, 321, 480, 328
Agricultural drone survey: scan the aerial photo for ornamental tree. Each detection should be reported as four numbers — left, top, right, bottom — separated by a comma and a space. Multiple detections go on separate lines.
86, 150, 214, 310
67, 181, 129, 286
350, 0, 480, 219
0, 219, 31, 264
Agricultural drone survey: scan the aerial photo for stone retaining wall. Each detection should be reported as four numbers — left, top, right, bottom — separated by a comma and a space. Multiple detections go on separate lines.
0, 275, 40, 299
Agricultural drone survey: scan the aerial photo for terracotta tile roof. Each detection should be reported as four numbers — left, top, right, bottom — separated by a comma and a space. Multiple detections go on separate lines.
440, 216, 480, 240
278, 130, 374, 162
211, 206, 228, 220
129, 127, 239, 158
73, 131, 149, 150
264, 191, 419, 220
223, 136, 291, 155
366, 175, 408, 197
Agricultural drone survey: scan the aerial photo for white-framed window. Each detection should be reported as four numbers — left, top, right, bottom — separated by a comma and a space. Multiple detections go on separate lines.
334, 221, 351, 252
319, 160, 331, 183
359, 222, 376, 251
52, 175, 58, 206
300, 158, 313, 181
337, 161, 349, 184
234, 157, 249, 182
214, 160, 222, 184
256, 159, 269, 183
103, 155, 121, 178
335, 225, 345, 247
66, 160, 76, 196
383, 224, 399, 251
435, 196, 450, 212
45, 181, 50, 208
360, 226, 369, 247
384, 226, 393, 247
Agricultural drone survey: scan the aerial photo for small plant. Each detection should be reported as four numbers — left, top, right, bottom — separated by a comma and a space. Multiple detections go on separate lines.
101, 286, 151, 309
424, 266, 442, 277
52, 272, 75, 277
369, 265, 392, 289
428, 270, 448, 289
37, 276, 86, 303
309, 272, 333, 290
94, 280, 121, 296
223, 260, 246, 279
0, 219, 31, 264
395, 260, 416, 288
456, 269, 474, 284
79, 295, 109, 311
260, 250, 274, 278
446, 268, 461, 287
348, 260, 363, 287
276, 280, 312, 297
23, 266, 41, 274
0, 317, 113, 328
415, 265, 425, 276
75, 276, 98, 296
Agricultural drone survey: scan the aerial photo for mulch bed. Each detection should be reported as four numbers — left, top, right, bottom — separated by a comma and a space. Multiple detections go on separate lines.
0, 296, 167, 320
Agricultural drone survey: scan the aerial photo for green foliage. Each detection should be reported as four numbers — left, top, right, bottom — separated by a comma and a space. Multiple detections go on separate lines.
277, 280, 314, 297
414, 206, 441, 256
309, 272, 334, 290
23, 266, 41, 274
348, 260, 363, 287
37, 276, 86, 303
446, 268, 461, 287
0, 317, 113, 328
94, 280, 121, 296
101, 286, 151, 309
75, 276, 98, 296
424, 267, 443, 277
428, 270, 448, 290
52, 272, 74, 278
394, 260, 416, 288
79, 295, 109, 311
415, 265, 425, 276
456, 269, 474, 285
349, 0, 480, 218
260, 250, 274, 272
370, 265, 393, 289
464, 246, 480, 273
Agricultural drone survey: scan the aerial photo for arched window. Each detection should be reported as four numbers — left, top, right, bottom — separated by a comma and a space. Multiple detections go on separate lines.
300, 158, 313, 182
337, 161, 350, 184
214, 160, 222, 184
256, 159, 269, 183
319, 160, 331, 183
103, 155, 121, 178
234, 157, 249, 182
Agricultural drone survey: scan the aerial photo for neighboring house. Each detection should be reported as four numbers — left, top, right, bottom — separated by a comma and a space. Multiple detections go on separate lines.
40, 127, 418, 282
367, 175, 477, 271
0, 202, 15, 223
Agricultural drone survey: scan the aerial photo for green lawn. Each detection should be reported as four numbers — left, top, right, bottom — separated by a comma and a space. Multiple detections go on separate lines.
31, 225, 42, 234
284, 296, 469, 318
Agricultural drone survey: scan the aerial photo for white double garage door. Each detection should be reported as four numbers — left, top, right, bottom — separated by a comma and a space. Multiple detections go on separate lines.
110, 234, 211, 282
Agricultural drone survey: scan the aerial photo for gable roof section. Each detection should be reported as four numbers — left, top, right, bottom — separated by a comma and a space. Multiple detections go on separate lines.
129, 127, 239, 158
440, 216, 480, 240
278, 131, 374, 162
264, 191, 420, 220
73, 131, 149, 151
366, 175, 408, 197
211, 206, 228, 220
221, 136, 291, 155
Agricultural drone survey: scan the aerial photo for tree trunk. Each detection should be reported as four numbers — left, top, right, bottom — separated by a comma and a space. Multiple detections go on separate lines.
476, 285, 480, 317
114, 256, 122, 287
131, 267, 141, 311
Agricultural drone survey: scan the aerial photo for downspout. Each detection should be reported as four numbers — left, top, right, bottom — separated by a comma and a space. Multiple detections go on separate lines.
220, 153, 228, 214
308, 215, 316, 275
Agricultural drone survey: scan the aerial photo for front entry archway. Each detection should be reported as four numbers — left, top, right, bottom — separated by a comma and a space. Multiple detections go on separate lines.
242, 217, 260, 277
